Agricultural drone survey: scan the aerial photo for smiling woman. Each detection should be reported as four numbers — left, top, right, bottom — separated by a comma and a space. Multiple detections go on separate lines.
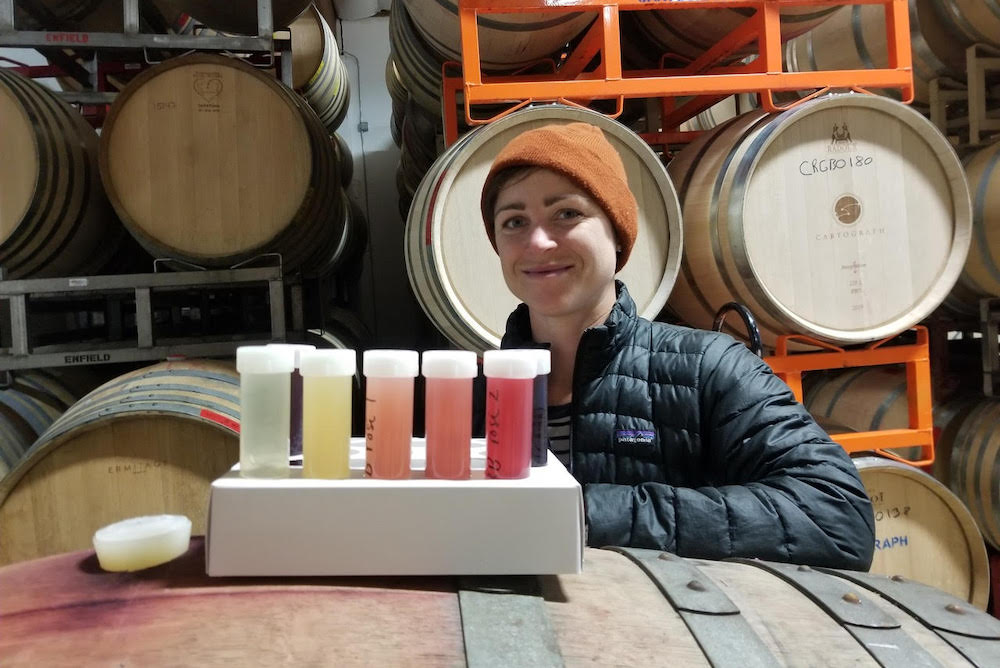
479, 120, 878, 571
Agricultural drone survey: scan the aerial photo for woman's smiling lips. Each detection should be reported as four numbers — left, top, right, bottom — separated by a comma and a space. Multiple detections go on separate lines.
522, 265, 573, 278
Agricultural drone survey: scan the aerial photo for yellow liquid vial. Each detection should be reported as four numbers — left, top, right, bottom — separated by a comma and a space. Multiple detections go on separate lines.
302, 375, 352, 479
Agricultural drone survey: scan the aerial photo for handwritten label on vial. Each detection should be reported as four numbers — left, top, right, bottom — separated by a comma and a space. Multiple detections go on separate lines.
486, 389, 501, 478
364, 399, 375, 477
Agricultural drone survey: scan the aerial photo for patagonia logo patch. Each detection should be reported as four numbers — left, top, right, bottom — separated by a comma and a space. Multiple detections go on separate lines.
615, 429, 655, 445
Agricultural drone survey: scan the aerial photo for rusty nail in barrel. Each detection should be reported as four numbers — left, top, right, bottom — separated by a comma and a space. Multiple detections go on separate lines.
891, 575, 906, 583
687, 580, 706, 592
797, 565, 812, 572
945, 604, 966, 615
842, 593, 861, 605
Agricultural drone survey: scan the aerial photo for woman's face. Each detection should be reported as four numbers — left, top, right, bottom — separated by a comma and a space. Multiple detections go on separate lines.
492, 169, 618, 320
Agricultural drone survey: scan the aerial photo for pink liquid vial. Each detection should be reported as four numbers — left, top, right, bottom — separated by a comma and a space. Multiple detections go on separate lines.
363, 350, 418, 479
422, 350, 477, 480
483, 350, 537, 480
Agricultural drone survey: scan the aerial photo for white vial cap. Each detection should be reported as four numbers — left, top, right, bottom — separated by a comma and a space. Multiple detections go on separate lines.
363, 350, 419, 378
237, 345, 295, 374
523, 349, 551, 375
299, 349, 357, 377
422, 350, 478, 379
265, 343, 316, 367
483, 349, 537, 379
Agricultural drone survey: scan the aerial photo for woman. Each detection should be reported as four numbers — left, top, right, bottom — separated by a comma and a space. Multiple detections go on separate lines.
480, 122, 875, 570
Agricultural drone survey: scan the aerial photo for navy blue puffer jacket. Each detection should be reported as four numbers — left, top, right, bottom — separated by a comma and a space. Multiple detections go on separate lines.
502, 282, 875, 570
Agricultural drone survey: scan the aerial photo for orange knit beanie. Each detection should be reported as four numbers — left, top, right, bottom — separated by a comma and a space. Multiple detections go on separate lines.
480, 122, 639, 271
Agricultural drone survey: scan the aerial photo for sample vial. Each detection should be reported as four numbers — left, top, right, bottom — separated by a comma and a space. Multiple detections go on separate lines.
422, 350, 478, 480
266, 343, 316, 457
524, 349, 552, 467
483, 350, 537, 480
363, 350, 419, 479
300, 348, 357, 479
236, 345, 296, 478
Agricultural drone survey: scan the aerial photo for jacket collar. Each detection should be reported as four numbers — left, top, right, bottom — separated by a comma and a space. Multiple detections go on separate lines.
501, 280, 638, 364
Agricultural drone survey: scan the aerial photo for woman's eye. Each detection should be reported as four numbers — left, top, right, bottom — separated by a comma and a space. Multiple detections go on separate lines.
499, 216, 526, 230
556, 208, 583, 221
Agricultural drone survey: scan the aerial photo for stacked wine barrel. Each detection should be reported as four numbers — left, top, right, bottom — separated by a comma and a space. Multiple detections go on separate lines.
387, 0, 597, 219
0, 69, 124, 279
98, 52, 362, 277
666, 94, 971, 348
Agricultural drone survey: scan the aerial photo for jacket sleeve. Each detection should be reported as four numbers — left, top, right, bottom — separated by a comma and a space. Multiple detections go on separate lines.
584, 335, 876, 570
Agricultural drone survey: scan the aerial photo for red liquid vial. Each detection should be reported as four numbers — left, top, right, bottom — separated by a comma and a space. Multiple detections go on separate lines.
483, 350, 537, 479
363, 350, 419, 479
422, 350, 477, 480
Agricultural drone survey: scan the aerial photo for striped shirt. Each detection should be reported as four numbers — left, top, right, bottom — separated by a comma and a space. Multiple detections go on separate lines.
547, 403, 572, 467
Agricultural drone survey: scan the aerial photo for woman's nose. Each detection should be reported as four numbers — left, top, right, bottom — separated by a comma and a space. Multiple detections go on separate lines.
527, 224, 557, 250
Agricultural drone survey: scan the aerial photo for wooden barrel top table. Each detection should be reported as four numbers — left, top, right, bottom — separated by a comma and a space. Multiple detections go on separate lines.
4, 538, 1000, 666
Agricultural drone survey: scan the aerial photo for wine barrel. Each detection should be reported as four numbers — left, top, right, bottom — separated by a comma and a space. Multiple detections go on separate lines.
388, 0, 453, 118
0, 69, 123, 279
666, 94, 972, 349
98, 53, 345, 277
388, 1, 553, 122
399, 0, 595, 71
314, 191, 367, 278
153, 0, 312, 34
939, 142, 1000, 317
633, 3, 838, 64
289, 5, 350, 134
0, 370, 89, 479
946, 398, 1000, 552
4, 539, 1000, 666
333, 132, 353, 187
783, 0, 964, 107
929, 0, 1000, 59
15, 0, 103, 23
803, 367, 978, 469
398, 97, 440, 215
803, 366, 925, 462
405, 105, 683, 353
853, 456, 990, 609
0, 360, 240, 565
677, 93, 759, 132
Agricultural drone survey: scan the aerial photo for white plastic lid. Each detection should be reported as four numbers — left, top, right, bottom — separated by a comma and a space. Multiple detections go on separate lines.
299, 349, 357, 377
363, 349, 419, 377
265, 343, 316, 367
92, 514, 192, 572
237, 345, 296, 374
483, 349, 538, 379
523, 349, 551, 375
421, 350, 478, 379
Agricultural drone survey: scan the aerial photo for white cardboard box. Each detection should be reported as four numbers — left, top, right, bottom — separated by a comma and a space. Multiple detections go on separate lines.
206, 438, 584, 576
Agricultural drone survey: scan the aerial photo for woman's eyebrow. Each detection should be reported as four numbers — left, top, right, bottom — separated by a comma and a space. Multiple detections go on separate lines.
493, 201, 525, 216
